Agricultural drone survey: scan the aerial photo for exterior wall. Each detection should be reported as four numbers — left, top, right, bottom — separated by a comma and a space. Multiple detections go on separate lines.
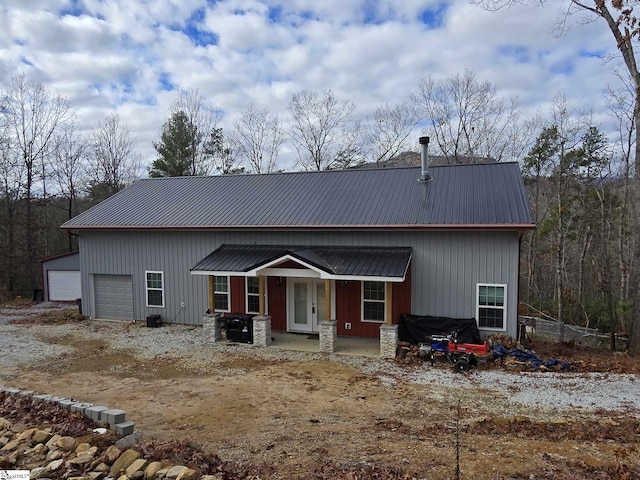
230, 277, 245, 313
78, 229, 521, 337
334, 276, 412, 338
267, 277, 287, 330
41, 252, 80, 301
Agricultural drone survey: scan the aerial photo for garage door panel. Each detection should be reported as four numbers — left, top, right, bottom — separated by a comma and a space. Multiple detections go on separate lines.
48, 271, 81, 301
94, 274, 133, 320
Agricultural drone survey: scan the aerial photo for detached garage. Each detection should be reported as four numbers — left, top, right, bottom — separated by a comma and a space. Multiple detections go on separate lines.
41, 251, 81, 301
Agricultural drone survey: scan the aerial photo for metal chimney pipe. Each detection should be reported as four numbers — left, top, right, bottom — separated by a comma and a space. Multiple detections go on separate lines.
419, 136, 431, 182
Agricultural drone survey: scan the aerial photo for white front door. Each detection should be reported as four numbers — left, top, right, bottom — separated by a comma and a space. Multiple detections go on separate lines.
288, 279, 325, 333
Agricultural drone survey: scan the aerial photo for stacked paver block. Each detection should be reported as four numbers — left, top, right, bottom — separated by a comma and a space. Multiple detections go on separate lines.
58, 399, 77, 410
86, 405, 109, 422
319, 320, 337, 353
379, 324, 399, 359
70, 402, 93, 414
0, 386, 136, 437
252, 316, 272, 347
203, 312, 223, 343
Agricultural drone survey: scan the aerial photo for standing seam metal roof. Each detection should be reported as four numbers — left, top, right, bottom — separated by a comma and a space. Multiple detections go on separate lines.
61, 163, 534, 229
190, 245, 413, 278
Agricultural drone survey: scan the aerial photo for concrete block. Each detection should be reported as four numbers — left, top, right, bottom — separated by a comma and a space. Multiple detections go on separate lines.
102, 409, 126, 426
1, 387, 20, 394
85, 405, 109, 422
59, 399, 76, 410
50, 396, 66, 404
70, 402, 93, 414
115, 421, 135, 436
32, 394, 53, 403
17, 390, 34, 397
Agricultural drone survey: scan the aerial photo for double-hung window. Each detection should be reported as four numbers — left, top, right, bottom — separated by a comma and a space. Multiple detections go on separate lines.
477, 284, 506, 330
362, 281, 386, 323
214, 276, 230, 312
145, 271, 164, 308
246, 277, 260, 314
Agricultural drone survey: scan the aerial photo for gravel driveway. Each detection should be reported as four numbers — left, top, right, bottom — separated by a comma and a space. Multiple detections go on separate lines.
1, 302, 639, 414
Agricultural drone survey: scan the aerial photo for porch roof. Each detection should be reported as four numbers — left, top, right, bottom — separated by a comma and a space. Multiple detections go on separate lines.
190, 244, 412, 282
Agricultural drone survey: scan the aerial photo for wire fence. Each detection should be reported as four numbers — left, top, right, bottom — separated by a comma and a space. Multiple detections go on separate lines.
518, 315, 600, 348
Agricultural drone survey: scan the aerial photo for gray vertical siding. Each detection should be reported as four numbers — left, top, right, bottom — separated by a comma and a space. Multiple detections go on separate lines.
78, 229, 521, 337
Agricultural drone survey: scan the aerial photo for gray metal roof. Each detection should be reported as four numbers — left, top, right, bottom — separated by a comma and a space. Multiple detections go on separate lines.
61, 163, 534, 230
191, 244, 413, 279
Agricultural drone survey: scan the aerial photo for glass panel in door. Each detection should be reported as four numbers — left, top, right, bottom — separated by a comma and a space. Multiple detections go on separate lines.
315, 281, 326, 325
294, 282, 309, 325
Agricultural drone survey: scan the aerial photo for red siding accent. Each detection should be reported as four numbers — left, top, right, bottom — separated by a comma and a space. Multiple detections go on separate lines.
230, 276, 245, 313
272, 260, 306, 269
393, 263, 412, 324
268, 276, 287, 330
335, 271, 412, 338
336, 281, 361, 336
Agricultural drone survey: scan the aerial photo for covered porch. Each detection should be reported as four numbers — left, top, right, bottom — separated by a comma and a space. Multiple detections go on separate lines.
191, 244, 412, 358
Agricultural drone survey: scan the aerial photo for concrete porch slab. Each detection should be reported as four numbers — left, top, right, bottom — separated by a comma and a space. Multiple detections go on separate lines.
269, 331, 379, 357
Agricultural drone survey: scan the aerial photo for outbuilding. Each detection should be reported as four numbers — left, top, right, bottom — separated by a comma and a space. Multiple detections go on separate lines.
41, 251, 81, 302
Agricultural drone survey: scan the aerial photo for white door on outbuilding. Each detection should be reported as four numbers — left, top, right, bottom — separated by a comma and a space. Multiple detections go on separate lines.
47, 270, 81, 301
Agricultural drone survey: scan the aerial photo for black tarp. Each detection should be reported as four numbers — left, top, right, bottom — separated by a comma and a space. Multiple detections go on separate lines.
398, 314, 482, 345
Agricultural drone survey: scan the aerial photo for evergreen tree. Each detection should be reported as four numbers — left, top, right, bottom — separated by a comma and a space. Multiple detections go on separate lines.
149, 111, 200, 177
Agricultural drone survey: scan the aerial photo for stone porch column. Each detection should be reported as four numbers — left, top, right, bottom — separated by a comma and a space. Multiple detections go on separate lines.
319, 320, 337, 353
380, 324, 399, 359
252, 316, 272, 347
203, 312, 223, 343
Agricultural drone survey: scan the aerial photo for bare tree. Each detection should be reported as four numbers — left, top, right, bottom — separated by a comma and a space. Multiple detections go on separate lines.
0, 118, 23, 296
475, 0, 640, 353
411, 69, 522, 163
1, 74, 72, 290
230, 104, 284, 173
170, 88, 223, 175
53, 122, 87, 250
287, 89, 358, 170
365, 101, 422, 166
88, 113, 140, 202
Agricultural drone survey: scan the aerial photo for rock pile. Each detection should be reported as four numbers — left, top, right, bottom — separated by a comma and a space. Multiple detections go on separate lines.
0, 390, 243, 480
0, 420, 208, 479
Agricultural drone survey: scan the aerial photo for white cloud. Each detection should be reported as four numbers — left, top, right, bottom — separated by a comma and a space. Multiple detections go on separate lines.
0, 0, 628, 172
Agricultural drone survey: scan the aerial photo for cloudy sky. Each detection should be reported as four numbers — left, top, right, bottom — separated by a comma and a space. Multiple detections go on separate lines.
0, 0, 622, 172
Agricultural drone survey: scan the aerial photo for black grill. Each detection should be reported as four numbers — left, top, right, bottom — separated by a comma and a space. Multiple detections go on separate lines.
222, 314, 254, 343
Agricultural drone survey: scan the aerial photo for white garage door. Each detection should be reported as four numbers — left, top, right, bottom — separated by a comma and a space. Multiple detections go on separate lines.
48, 270, 81, 301
94, 274, 134, 320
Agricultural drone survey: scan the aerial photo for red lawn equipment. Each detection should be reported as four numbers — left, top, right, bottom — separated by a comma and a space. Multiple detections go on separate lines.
424, 332, 489, 373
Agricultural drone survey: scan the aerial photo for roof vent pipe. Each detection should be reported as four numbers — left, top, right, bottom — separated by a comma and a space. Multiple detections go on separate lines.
418, 136, 431, 182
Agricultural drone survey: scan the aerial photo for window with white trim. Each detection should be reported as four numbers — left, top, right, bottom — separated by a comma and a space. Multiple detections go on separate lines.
477, 284, 506, 330
246, 277, 263, 314
362, 281, 385, 323
145, 271, 164, 308
214, 276, 230, 312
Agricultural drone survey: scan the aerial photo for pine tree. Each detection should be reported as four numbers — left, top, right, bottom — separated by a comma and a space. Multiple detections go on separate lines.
149, 111, 201, 177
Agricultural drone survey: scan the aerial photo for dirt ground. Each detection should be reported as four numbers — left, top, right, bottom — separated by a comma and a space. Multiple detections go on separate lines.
3, 307, 640, 479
